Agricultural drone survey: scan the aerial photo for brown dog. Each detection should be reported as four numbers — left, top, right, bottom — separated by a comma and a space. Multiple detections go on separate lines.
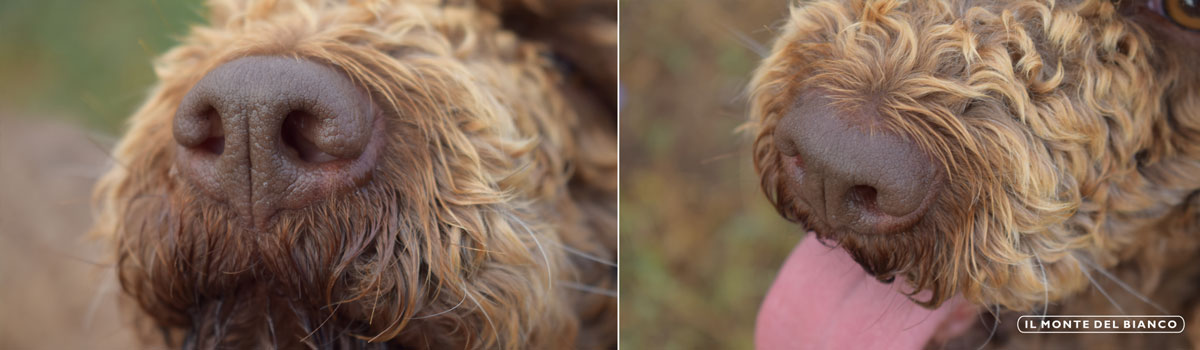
90, 0, 616, 348
748, 0, 1200, 348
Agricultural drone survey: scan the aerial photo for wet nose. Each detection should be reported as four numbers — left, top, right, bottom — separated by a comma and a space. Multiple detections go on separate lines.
775, 92, 941, 234
173, 56, 382, 230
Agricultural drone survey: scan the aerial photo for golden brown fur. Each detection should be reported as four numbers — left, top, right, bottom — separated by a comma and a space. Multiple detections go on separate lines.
748, 0, 1200, 347
90, 0, 616, 348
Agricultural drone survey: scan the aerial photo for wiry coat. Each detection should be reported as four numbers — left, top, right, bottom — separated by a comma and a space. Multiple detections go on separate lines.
748, 0, 1200, 347
91, 0, 616, 348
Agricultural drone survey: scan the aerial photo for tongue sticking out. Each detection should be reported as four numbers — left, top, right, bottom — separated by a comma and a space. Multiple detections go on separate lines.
756, 233, 976, 349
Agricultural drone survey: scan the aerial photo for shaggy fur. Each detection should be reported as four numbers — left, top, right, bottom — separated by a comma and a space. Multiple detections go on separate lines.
91, 0, 616, 349
748, 0, 1200, 347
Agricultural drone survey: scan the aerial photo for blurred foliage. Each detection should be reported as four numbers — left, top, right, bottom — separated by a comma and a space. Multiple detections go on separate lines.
0, 0, 206, 134
619, 1, 802, 349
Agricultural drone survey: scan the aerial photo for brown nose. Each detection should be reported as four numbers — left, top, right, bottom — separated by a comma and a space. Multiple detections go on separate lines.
173, 56, 382, 230
775, 92, 941, 235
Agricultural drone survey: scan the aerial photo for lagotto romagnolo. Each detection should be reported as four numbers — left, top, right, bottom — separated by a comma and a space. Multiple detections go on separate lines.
748, 0, 1200, 348
90, 0, 616, 348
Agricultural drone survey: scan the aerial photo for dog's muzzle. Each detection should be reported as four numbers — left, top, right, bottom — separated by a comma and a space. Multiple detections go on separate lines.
773, 90, 942, 235
172, 56, 384, 230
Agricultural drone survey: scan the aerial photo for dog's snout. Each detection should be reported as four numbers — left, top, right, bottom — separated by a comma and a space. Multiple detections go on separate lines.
775, 92, 941, 235
173, 56, 382, 229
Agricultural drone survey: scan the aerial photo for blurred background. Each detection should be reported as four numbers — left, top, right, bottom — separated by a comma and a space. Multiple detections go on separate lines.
0, 0, 204, 133
618, 1, 803, 349
0, 0, 203, 348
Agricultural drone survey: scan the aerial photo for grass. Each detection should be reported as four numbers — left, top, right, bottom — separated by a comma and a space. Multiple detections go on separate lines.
0, 0, 205, 133
618, 1, 803, 348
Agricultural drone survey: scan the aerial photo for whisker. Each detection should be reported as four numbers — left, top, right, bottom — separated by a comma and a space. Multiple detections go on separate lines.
546, 240, 615, 267
1078, 256, 1168, 314
718, 22, 768, 58
1077, 259, 1125, 314
699, 151, 737, 165
299, 303, 341, 344
366, 258, 399, 326
265, 302, 278, 349
974, 305, 1000, 350
463, 287, 499, 345
83, 133, 126, 171
365, 293, 407, 343
83, 271, 118, 331
494, 208, 615, 267
412, 294, 467, 319
1033, 251, 1049, 317
507, 213, 553, 292
560, 281, 617, 298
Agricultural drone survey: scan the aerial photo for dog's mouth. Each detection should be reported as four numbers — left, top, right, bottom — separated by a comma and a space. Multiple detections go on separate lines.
757, 233, 979, 349
767, 151, 976, 348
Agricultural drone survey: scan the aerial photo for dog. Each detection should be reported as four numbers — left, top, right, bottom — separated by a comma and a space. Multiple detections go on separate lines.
90, 0, 616, 348
747, 0, 1200, 348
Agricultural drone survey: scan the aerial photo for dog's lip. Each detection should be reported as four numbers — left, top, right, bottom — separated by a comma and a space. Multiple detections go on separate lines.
755, 233, 977, 349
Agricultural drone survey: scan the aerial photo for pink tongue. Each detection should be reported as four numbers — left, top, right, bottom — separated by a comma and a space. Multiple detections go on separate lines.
756, 234, 970, 349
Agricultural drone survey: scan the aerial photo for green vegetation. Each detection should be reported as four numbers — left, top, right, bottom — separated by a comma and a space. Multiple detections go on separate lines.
0, 0, 205, 133
619, 1, 801, 349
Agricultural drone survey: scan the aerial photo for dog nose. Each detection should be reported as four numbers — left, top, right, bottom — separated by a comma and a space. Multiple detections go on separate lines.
775, 92, 941, 234
173, 56, 381, 229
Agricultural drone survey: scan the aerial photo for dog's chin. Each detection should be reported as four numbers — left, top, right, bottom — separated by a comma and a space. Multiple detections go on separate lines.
120, 189, 432, 346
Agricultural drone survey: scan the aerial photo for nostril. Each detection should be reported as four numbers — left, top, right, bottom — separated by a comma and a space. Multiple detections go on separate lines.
198, 135, 226, 155
197, 108, 225, 155
787, 154, 808, 183
281, 110, 338, 163
792, 154, 806, 170
174, 105, 226, 156
847, 185, 879, 214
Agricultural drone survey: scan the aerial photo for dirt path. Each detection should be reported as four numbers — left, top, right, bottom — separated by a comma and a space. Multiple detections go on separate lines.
0, 115, 140, 349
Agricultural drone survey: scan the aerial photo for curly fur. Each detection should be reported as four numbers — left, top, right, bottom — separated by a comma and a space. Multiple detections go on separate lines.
748, 0, 1200, 333
90, 0, 616, 348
